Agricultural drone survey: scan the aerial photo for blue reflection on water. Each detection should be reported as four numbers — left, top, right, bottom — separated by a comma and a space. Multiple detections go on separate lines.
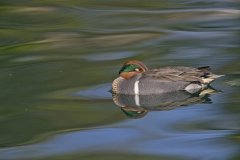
0, 97, 237, 160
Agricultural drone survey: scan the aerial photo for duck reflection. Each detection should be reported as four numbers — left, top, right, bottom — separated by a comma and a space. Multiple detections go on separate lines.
112, 88, 217, 118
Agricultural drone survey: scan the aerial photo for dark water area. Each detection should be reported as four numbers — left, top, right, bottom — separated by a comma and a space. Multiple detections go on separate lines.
0, 0, 240, 160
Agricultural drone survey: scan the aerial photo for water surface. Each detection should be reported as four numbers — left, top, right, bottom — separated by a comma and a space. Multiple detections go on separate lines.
0, 0, 239, 160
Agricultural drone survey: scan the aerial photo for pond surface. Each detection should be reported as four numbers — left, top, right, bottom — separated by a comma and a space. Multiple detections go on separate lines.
0, 0, 240, 160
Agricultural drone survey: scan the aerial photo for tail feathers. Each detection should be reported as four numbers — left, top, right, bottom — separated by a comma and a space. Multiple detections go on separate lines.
202, 74, 224, 84
198, 66, 211, 71
210, 74, 225, 79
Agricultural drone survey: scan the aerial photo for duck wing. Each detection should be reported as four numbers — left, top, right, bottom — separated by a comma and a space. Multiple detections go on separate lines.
144, 66, 215, 83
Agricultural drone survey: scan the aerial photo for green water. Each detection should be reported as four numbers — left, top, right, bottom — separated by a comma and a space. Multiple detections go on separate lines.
0, 1, 240, 160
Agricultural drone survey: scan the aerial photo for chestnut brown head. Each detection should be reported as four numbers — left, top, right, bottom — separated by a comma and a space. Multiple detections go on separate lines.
118, 60, 148, 79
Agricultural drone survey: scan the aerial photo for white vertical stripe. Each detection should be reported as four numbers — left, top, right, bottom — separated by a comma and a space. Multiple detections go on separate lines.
134, 80, 140, 106
135, 94, 140, 106
134, 80, 139, 95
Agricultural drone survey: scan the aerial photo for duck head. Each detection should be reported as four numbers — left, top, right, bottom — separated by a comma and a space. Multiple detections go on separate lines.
118, 60, 148, 79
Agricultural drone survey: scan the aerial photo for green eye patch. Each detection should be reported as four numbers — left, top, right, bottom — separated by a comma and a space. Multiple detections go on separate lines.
119, 64, 139, 74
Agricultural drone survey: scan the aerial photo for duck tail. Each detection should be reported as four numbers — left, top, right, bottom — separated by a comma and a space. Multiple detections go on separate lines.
202, 74, 225, 84
197, 66, 211, 71
197, 66, 224, 84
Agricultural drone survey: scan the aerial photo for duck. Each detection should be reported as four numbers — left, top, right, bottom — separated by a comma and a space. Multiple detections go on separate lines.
112, 60, 223, 95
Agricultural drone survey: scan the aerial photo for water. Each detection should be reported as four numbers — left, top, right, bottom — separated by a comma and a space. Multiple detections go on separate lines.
0, 1, 239, 160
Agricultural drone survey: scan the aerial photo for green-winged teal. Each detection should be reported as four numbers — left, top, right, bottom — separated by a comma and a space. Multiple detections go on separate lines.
112, 60, 223, 95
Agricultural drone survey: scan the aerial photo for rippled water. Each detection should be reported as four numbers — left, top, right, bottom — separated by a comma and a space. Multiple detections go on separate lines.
0, 1, 239, 160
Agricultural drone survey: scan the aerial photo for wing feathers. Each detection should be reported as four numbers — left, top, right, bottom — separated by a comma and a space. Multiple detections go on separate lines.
145, 66, 220, 84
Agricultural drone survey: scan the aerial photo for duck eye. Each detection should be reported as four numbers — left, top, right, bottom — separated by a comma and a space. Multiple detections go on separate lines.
135, 68, 140, 72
